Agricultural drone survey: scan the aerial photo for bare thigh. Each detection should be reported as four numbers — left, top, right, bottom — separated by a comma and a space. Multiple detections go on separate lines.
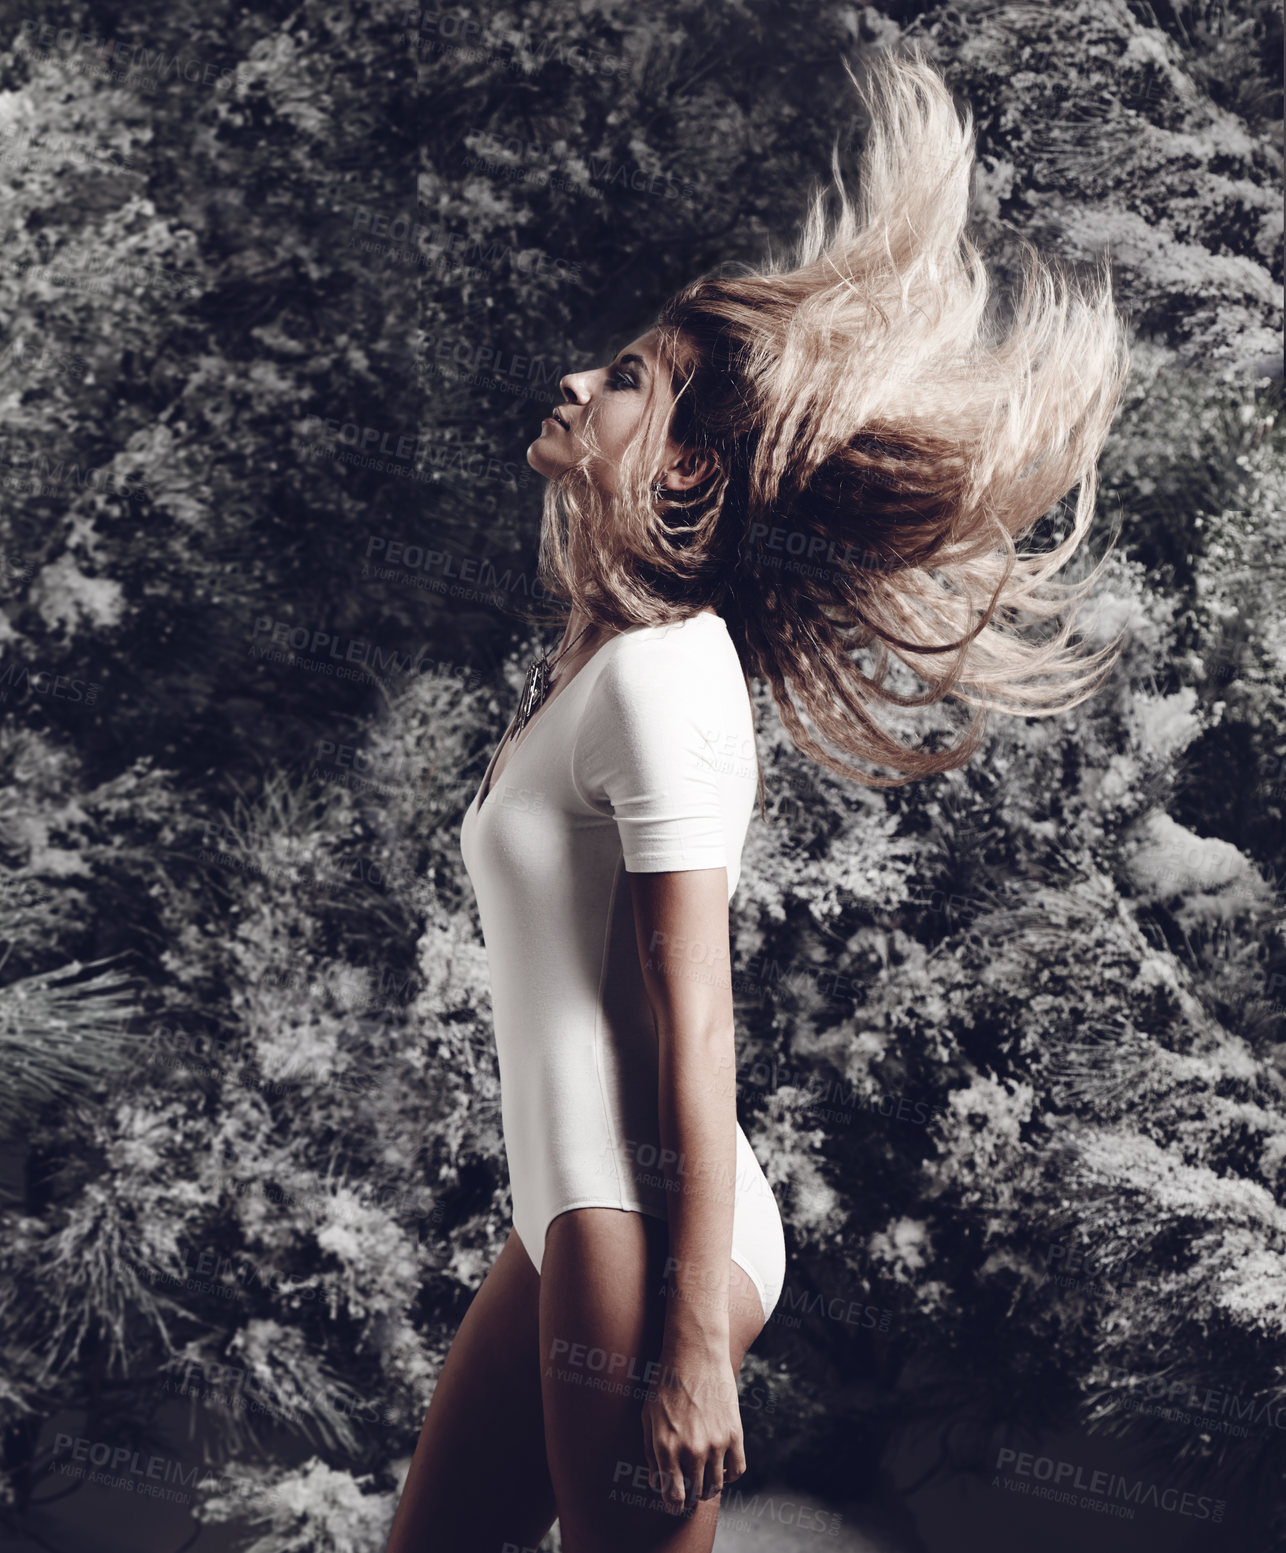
383, 1229, 557, 1553
538, 1207, 767, 1553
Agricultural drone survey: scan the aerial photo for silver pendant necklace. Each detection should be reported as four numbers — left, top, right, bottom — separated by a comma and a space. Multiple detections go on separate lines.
511, 622, 593, 738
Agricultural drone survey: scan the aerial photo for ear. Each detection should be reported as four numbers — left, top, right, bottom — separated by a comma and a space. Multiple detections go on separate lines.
659, 443, 719, 493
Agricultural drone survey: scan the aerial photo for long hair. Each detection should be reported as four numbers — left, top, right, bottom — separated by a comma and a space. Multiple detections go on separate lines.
534, 46, 1131, 791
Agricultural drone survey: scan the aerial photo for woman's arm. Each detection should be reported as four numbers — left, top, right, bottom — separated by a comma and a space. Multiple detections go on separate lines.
626, 865, 747, 1514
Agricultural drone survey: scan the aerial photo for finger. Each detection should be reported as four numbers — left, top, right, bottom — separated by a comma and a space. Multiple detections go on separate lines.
727, 1433, 747, 1483
641, 1413, 660, 1494
666, 1453, 691, 1514
654, 1448, 681, 1510
681, 1453, 703, 1515
701, 1449, 724, 1501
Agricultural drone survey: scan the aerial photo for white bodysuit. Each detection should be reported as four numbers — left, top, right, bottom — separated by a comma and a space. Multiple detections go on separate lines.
458, 611, 787, 1323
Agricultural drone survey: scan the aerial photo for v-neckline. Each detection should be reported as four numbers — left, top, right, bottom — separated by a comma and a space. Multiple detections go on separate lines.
471, 635, 612, 819
469, 612, 723, 820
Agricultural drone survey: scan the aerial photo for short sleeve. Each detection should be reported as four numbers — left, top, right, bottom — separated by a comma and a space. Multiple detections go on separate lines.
574, 634, 729, 873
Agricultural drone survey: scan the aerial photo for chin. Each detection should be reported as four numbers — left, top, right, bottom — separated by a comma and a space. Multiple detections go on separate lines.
526, 442, 560, 480
529, 429, 581, 480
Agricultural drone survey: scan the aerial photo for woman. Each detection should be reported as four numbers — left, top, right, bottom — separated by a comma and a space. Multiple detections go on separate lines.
386, 46, 1128, 1553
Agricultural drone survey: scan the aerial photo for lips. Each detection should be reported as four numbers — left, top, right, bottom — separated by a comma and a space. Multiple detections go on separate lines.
548, 409, 569, 429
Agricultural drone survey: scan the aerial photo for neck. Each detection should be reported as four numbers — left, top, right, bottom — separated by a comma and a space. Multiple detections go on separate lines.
558, 602, 718, 660
560, 606, 600, 656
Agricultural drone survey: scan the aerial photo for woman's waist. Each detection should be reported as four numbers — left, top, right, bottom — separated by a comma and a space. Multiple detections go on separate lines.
497, 1087, 773, 1205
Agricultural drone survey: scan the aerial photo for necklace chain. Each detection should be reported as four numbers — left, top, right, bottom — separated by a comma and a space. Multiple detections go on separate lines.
511, 623, 593, 738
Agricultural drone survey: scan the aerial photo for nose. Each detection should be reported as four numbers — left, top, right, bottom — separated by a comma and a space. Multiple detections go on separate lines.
558, 370, 590, 405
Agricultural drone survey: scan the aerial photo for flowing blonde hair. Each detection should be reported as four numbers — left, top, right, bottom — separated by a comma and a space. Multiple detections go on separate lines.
532, 46, 1131, 792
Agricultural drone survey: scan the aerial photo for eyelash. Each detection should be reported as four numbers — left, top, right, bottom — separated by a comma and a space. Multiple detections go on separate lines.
609, 367, 636, 389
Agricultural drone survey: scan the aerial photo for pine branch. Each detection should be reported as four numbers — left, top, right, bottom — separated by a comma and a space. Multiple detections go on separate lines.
0, 957, 141, 1134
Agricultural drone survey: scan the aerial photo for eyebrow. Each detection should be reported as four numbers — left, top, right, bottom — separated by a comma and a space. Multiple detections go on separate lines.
613, 352, 651, 375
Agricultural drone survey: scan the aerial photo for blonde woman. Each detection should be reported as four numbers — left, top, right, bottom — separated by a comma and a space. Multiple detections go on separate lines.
386, 46, 1128, 1553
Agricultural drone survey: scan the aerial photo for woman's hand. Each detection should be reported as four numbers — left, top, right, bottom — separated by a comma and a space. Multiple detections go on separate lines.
641, 1344, 746, 1516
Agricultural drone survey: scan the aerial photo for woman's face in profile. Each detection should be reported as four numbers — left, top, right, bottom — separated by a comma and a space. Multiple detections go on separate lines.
527, 327, 675, 494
